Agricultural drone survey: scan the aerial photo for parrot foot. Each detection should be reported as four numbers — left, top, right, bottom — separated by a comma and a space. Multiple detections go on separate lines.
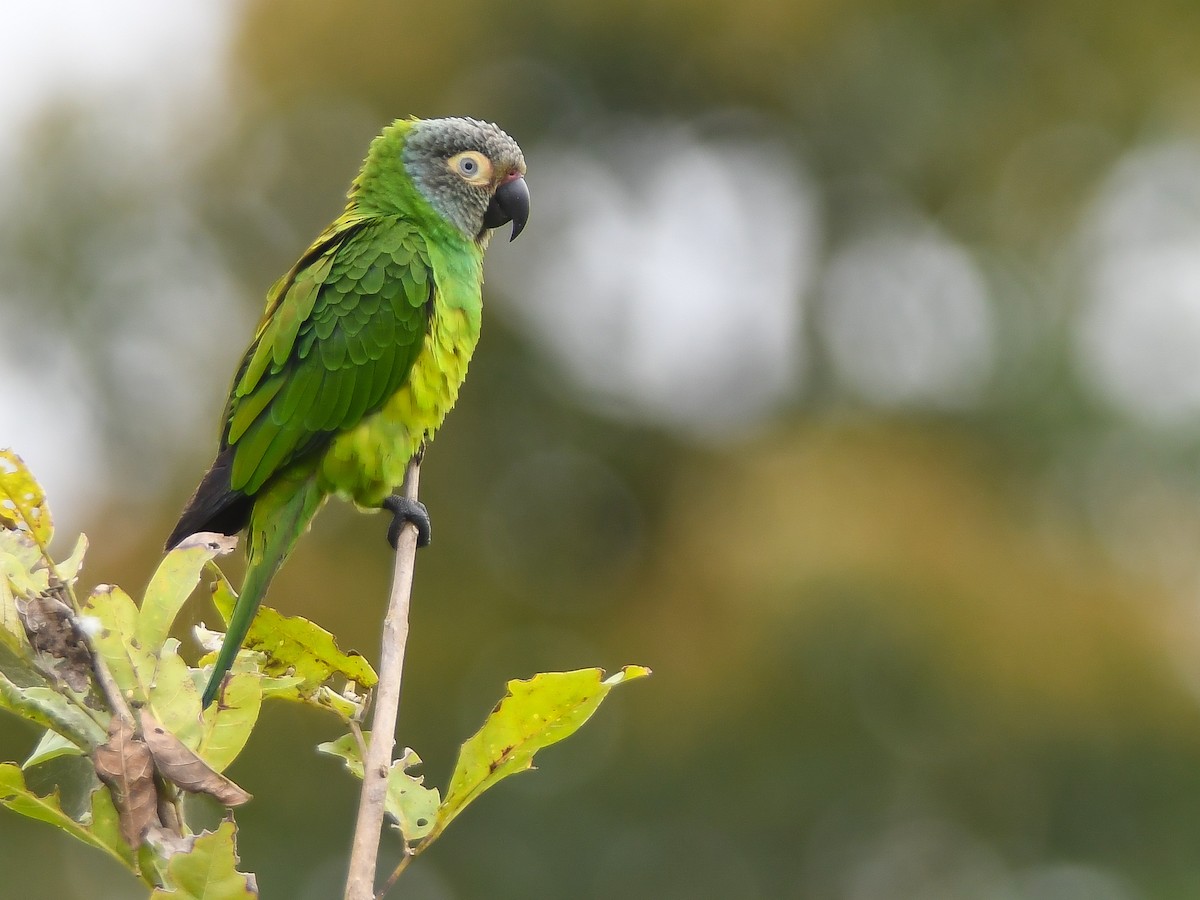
383, 495, 432, 550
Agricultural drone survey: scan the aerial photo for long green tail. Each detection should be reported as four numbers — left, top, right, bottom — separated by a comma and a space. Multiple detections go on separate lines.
202, 470, 324, 708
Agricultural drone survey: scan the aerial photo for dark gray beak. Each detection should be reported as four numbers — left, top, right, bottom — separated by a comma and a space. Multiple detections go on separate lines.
483, 174, 530, 241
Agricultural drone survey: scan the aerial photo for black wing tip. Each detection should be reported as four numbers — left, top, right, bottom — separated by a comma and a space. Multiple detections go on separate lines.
166, 449, 252, 551
165, 495, 251, 552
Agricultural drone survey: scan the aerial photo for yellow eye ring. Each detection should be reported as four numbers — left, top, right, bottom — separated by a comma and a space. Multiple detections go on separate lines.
448, 150, 493, 185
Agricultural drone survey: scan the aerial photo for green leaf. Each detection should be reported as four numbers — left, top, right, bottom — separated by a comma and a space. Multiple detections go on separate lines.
0, 537, 36, 657
195, 624, 360, 720
88, 784, 136, 869
196, 667, 262, 774
24, 729, 84, 768
0, 526, 42, 579
82, 584, 145, 700
0, 450, 52, 545
317, 734, 439, 841
256, 674, 362, 720
316, 732, 365, 774
209, 571, 376, 692
148, 638, 204, 750
54, 533, 88, 586
437, 666, 651, 833
0, 762, 130, 869
138, 533, 237, 652
386, 749, 439, 841
312, 684, 367, 720
0, 673, 107, 749
150, 821, 258, 899
0, 529, 48, 649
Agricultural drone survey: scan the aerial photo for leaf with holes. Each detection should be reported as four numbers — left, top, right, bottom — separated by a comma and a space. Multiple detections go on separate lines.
208, 570, 376, 693
0, 529, 41, 646
318, 734, 439, 841
0, 450, 52, 545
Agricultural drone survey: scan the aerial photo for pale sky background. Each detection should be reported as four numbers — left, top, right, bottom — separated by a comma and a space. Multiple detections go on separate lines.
5, 2, 1200, 540
0, 3, 235, 529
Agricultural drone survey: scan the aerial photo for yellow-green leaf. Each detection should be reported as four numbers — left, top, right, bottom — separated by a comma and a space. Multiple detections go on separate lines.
150, 821, 258, 899
209, 571, 376, 692
138, 533, 237, 652
0, 450, 52, 545
317, 734, 439, 841
82, 585, 145, 700
255, 669, 361, 720
0, 762, 129, 868
0, 535, 35, 656
386, 748, 439, 841
0, 528, 49, 621
316, 732, 366, 775
196, 624, 360, 719
438, 666, 651, 832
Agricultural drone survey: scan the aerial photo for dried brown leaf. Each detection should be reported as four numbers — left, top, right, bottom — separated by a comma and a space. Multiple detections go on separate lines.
17, 593, 93, 693
92, 716, 160, 847
139, 709, 251, 807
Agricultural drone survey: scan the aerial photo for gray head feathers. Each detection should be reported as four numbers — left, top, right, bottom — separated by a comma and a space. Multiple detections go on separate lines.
403, 117, 526, 239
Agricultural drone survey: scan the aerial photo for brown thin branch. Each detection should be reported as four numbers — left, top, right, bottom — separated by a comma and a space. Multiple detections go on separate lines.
377, 849, 415, 898
344, 456, 422, 900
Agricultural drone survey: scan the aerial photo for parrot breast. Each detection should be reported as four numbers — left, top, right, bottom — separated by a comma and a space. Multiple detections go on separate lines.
318, 243, 483, 506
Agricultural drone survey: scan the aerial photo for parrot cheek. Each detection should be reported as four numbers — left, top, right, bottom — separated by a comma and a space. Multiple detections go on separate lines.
483, 174, 530, 241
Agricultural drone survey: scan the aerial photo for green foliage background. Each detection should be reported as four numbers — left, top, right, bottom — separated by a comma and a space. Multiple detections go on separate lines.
6, 1, 1200, 897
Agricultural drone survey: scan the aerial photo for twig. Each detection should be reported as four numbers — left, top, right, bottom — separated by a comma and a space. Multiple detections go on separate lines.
42, 549, 134, 729
344, 457, 422, 900
377, 850, 415, 898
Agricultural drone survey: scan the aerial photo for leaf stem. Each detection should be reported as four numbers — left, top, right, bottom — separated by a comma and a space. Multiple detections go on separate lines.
343, 457, 422, 900
35, 536, 133, 730
376, 847, 416, 899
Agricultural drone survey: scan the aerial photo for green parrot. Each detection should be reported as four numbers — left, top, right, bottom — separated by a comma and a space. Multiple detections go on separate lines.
166, 117, 529, 707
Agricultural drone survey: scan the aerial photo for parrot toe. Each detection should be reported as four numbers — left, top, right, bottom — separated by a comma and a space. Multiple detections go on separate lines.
383, 495, 432, 550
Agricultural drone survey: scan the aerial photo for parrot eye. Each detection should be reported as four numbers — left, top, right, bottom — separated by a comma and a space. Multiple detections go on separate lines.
448, 150, 492, 186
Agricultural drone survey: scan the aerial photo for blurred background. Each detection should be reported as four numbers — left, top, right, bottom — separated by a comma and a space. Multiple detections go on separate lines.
5, 1, 1200, 897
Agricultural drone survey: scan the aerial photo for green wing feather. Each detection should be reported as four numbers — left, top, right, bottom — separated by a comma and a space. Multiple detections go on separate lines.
223, 214, 434, 495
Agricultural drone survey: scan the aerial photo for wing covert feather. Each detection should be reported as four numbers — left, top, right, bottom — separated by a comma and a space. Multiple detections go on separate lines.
221, 217, 433, 494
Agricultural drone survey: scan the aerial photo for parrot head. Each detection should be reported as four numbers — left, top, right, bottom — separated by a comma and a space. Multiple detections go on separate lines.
393, 116, 529, 242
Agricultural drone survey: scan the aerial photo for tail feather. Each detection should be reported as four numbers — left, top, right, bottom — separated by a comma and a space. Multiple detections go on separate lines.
201, 470, 324, 708
166, 447, 251, 551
